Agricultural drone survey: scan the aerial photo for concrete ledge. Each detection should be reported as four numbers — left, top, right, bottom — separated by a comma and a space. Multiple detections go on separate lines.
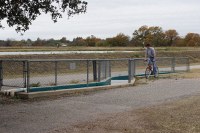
16, 80, 135, 99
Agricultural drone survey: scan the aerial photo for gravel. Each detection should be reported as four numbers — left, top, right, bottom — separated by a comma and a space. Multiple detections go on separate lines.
0, 78, 200, 133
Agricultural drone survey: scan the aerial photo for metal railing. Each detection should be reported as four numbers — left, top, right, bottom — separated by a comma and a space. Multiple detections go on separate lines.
0, 57, 190, 92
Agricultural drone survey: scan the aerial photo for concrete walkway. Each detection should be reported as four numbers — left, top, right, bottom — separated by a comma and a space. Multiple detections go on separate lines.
1, 78, 200, 133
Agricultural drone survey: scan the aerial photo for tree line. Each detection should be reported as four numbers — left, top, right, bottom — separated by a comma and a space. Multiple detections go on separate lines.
0, 25, 200, 47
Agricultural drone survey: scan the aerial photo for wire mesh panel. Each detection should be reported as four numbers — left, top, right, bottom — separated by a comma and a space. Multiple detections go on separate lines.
57, 60, 88, 86
157, 57, 174, 73
1, 61, 25, 90
134, 59, 146, 75
110, 59, 128, 77
29, 61, 55, 87
175, 57, 190, 72
97, 60, 111, 81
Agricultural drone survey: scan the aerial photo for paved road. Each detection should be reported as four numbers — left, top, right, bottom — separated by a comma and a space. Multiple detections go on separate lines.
1, 78, 200, 133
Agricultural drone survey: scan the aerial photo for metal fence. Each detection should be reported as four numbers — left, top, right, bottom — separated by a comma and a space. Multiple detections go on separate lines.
0, 57, 190, 92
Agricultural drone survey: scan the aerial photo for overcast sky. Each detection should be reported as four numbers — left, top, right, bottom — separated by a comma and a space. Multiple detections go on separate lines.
0, 0, 200, 41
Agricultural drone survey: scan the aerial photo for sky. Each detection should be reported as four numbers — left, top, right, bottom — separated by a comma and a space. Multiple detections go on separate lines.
0, 0, 200, 41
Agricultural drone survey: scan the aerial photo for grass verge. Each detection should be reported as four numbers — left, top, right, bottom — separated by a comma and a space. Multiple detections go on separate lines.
170, 69, 200, 79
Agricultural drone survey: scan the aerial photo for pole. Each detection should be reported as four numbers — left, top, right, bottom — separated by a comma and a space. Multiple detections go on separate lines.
0, 61, 3, 91
55, 61, 58, 86
86, 60, 89, 86
171, 57, 175, 73
128, 59, 132, 83
23, 61, 27, 88
26, 61, 30, 93
93, 60, 97, 81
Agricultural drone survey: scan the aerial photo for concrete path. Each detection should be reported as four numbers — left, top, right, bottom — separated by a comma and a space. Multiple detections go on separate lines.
1, 78, 200, 133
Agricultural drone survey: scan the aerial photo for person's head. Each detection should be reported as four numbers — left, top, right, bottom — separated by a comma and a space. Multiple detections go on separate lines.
145, 43, 151, 48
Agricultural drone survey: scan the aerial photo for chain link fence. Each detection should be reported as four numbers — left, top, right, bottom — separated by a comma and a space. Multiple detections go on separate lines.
0, 57, 190, 92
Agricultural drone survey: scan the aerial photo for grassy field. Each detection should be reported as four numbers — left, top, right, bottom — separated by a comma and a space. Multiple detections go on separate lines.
0, 46, 200, 60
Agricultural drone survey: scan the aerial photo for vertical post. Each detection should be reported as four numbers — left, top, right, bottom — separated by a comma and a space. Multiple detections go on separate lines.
0, 61, 3, 91
128, 59, 132, 83
104, 61, 107, 78
93, 60, 97, 81
187, 57, 190, 72
108, 60, 111, 78
55, 61, 58, 86
23, 61, 27, 88
26, 61, 30, 93
171, 57, 175, 73
87, 60, 89, 85
133, 59, 136, 77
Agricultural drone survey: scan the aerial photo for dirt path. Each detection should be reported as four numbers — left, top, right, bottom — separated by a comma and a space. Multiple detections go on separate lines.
1, 78, 200, 133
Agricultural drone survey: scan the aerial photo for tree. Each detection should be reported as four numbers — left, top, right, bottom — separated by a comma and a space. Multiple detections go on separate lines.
5, 39, 12, 46
46, 38, 57, 46
175, 37, 185, 47
60, 37, 68, 43
72, 37, 87, 46
105, 33, 130, 47
113, 33, 130, 47
26, 39, 33, 46
184, 33, 200, 46
0, 0, 87, 33
85, 35, 101, 47
165, 29, 179, 46
95, 40, 109, 47
132, 25, 165, 47
132, 25, 149, 46
147, 26, 165, 46
33, 37, 45, 46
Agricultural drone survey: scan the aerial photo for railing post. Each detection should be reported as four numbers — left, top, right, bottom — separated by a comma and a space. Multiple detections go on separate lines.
93, 60, 97, 81
171, 57, 176, 73
187, 57, 190, 72
0, 60, 3, 91
87, 60, 89, 85
128, 59, 136, 83
132, 59, 136, 78
128, 59, 132, 83
26, 61, 30, 93
23, 61, 27, 88
108, 60, 111, 78
55, 61, 58, 86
